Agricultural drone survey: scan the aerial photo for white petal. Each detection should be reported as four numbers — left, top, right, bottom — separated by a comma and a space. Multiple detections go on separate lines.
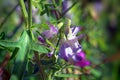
72, 27, 80, 36
65, 47, 73, 57
77, 49, 82, 53
74, 42, 79, 48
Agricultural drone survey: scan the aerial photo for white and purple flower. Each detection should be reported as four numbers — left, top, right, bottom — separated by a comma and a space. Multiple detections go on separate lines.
37, 21, 90, 67
59, 26, 90, 67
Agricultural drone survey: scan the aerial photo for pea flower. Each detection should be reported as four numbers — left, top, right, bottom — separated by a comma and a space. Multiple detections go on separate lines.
38, 23, 58, 43
38, 23, 58, 57
59, 21, 90, 67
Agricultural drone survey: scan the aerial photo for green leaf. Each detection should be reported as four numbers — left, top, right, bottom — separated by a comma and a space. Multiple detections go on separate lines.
0, 30, 49, 80
0, 40, 18, 51
32, 1, 42, 12
10, 75, 19, 80
0, 32, 5, 40
31, 42, 49, 53
10, 30, 30, 80
0, 40, 19, 48
27, 61, 34, 74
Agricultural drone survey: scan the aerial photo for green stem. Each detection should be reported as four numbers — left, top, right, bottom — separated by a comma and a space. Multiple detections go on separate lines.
59, 0, 78, 19
28, 0, 32, 30
19, 0, 28, 29
48, 70, 53, 80
0, 3, 19, 29
34, 52, 46, 80
52, 0, 57, 8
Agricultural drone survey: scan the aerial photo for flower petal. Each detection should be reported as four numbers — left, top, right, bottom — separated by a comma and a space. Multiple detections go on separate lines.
59, 43, 69, 61
38, 36, 45, 43
78, 51, 85, 59
71, 27, 81, 36
47, 22, 58, 34
75, 59, 90, 67
42, 23, 58, 39
47, 51, 54, 57
75, 51, 90, 67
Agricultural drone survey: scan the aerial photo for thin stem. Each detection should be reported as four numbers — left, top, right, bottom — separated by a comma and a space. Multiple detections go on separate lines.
28, 0, 32, 30
51, 0, 61, 20
34, 52, 46, 80
92, 52, 120, 68
54, 33, 61, 54
53, 1, 79, 50
0, 3, 19, 29
59, 0, 78, 19
19, 0, 28, 29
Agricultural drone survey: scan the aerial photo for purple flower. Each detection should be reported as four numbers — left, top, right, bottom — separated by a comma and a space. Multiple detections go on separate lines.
59, 26, 90, 67
42, 23, 58, 39
38, 23, 58, 43
38, 23, 58, 57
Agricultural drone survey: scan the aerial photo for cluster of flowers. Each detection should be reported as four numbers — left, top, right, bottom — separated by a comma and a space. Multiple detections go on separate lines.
38, 21, 90, 68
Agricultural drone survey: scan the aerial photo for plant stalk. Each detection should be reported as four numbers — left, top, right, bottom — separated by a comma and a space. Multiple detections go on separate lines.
59, 0, 78, 19
19, 0, 28, 29
28, 0, 32, 30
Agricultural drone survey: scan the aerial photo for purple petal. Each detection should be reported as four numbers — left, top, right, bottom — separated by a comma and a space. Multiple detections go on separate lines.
42, 30, 51, 39
77, 34, 85, 40
42, 23, 58, 39
38, 36, 45, 43
47, 22, 58, 33
75, 51, 90, 67
47, 51, 53, 57
59, 42, 70, 61
71, 54, 82, 62
78, 51, 85, 59
75, 59, 90, 67
70, 50, 84, 63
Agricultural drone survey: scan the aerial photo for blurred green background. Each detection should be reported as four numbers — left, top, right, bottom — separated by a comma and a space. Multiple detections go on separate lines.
0, 0, 120, 80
